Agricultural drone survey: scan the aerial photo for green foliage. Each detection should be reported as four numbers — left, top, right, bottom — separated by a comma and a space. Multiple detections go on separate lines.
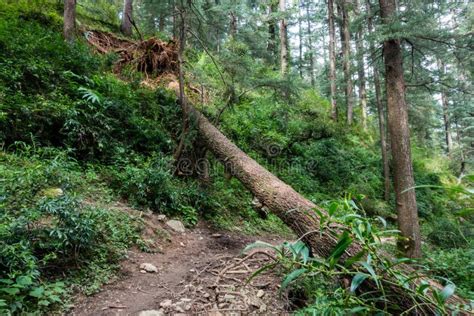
0, 149, 143, 313
425, 247, 474, 299
245, 199, 471, 314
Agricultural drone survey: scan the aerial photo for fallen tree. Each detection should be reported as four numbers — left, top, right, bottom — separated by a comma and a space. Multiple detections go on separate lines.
84, 31, 468, 314
173, 93, 469, 314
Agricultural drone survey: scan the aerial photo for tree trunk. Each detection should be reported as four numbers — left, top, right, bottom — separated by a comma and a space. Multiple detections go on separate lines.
267, 2, 277, 64
159, 12, 165, 33
328, 0, 338, 120
120, 0, 134, 37
305, 1, 315, 87
354, 0, 367, 130
337, 0, 354, 125
230, 11, 237, 37
63, 0, 76, 42
298, 3, 303, 79
279, 0, 289, 75
437, 59, 453, 154
367, 0, 390, 202
379, 0, 422, 258
165, 84, 465, 314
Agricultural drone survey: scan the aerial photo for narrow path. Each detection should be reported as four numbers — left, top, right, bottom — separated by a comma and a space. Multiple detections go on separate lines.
71, 221, 291, 315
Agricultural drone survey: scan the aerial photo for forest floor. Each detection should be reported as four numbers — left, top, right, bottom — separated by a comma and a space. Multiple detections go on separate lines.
70, 207, 292, 316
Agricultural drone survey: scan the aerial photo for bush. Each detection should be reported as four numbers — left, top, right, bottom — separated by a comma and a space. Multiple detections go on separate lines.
0, 150, 143, 313
425, 247, 474, 299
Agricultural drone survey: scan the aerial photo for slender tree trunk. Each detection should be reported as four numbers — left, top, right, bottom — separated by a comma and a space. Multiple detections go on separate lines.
437, 59, 453, 154
367, 0, 390, 201
267, 2, 277, 64
354, 0, 368, 130
279, 0, 289, 75
63, 0, 76, 42
328, 0, 338, 120
230, 11, 237, 37
305, 1, 315, 87
298, 4, 304, 79
379, 0, 421, 258
337, 0, 354, 125
120, 0, 134, 36
159, 12, 165, 33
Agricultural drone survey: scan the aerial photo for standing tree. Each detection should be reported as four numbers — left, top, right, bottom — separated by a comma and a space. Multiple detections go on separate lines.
327, 0, 337, 120
120, 0, 134, 36
379, 0, 422, 258
63, 0, 76, 42
337, 0, 353, 125
366, 0, 390, 202
279, 0, 289, 74
354, 0, 367, 130
437, 59, 453, 154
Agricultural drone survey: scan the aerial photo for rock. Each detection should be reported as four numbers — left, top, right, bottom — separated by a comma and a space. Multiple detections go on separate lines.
259, 303, 267, 312
139, 263, 158, 273
42, 188, 64, 198
180, 298, 192, 303
180, 242, 185, 247
157, 214, 167, 221
174, 305, 185, 313
256, 289, 265, 298
140, 270, 147, 274
138, 310, 165, 316
166, 220, 186, 233
159, 299, 173, 308
223, 294, 235, 302
218, 303, 228, 309
211, 233, 222, 238
203, 292, 210, 298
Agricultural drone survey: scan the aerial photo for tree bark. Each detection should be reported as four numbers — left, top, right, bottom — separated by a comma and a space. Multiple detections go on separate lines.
279, 0, 289, 75
337, 0, 354, 125
298, 3, 304, 79
305, 1, 315, 87
437, 59, 453, 154
267, 1, 278, 64
379, 0, 422, 258
354, 0, 368, 130
63, 0, 76, 42
367, 0, 390, 202
120, 0, 134, 37
328, 0, 338, 120
230, 11, 237, 37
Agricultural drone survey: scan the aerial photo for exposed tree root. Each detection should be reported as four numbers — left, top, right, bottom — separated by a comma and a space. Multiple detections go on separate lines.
85, 30, 178, 79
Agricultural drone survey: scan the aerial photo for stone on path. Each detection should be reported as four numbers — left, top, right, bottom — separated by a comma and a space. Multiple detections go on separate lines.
166, 220, 186, 233
139, 263, 158, 273
138, 310, 165, 316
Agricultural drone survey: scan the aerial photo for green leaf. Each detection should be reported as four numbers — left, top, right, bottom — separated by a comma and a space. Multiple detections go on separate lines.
1, 287, 20, 295
417, 282, 430, 295
440, 283, 455, 303
344, 250, 366, 268
455, 208, 474, 217
16, 276, 33, 287
281, 268, 307, 290
29, 286, 45, 298
350, 273, 368, 293
328, 231, 352, 267
328, 202, 338, 216
361, 262, 378, 284
245, 263, 277, 285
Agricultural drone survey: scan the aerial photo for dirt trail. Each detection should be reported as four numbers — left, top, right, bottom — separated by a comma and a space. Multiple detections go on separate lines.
71, 220, 292, 315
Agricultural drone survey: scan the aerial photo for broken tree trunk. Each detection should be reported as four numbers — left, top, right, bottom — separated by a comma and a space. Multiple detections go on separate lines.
166, 84, 467, 314
173, 87, 356, 259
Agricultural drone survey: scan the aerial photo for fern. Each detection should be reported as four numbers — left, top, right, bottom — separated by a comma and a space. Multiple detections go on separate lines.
78, 87, 102, 105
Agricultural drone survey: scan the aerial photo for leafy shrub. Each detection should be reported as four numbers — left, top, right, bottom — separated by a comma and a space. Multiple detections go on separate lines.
244, 199, 470, 314
425, 247, 474, 299
0, 150, 143, 313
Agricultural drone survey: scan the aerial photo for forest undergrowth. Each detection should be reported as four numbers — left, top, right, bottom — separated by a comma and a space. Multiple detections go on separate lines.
0, 1, 472, 314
